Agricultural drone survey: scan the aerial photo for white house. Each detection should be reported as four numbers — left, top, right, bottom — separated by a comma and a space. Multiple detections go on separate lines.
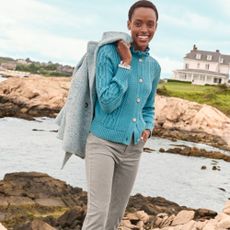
173, 45, 230, 85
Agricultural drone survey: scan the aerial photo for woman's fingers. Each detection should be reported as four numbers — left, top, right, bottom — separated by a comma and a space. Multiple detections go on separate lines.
117, 40, 132, 64
141, 130, 151, 142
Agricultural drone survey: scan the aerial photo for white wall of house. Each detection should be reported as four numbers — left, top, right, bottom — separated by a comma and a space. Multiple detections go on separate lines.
219, 65, 229, 75
174, 70, 228, 85
184, 59, 230, 76
184, 58, 225, 73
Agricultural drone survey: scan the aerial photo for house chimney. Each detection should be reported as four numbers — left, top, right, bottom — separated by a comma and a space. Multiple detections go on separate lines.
216, 49, 220, 53
193, 44, 197, 51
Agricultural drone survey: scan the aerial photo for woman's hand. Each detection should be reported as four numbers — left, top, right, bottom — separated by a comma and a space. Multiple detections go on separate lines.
117, 40, 132, 65
141, 129, 151, 142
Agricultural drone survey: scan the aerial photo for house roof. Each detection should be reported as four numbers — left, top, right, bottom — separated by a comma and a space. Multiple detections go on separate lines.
174, 68, 229, 78
184, 45, 230, 65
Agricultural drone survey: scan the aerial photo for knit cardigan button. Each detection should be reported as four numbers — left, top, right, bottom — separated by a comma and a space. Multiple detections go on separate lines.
139, 78, 143, 83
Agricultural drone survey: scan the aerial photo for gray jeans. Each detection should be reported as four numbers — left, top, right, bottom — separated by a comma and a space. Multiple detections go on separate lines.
82, 133, 145, 230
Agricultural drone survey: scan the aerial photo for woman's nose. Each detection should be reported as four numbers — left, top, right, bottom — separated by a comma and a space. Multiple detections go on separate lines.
140, 24, 148, 33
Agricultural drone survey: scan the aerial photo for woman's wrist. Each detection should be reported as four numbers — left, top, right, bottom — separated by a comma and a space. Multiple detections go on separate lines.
122, 59, 131, 65
118, 60, 131, 70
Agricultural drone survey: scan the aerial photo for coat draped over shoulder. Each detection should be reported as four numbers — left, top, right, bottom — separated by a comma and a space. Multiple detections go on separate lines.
55, 32, 132, 168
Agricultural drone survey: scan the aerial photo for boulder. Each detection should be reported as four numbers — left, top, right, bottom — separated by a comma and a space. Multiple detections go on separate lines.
155, 95, 230, 148
0, 172, 85, 207
171, 210, 195, 226
56, 206, 85, 229
0, 223, 7, 230
202, 219, 218, 230
223, 200, 230, 215
15, 219, 56, 230
0, 76, 70, 119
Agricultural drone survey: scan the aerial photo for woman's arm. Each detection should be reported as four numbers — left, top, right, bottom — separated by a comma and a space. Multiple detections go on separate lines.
96, 45, 131, 113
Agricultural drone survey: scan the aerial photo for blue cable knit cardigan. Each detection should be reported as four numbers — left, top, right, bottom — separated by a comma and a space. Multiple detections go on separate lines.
90, 44, 161, 145
55, 32, 132, 167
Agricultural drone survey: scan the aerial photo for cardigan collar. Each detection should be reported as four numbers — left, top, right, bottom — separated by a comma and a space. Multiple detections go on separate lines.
130, 45, 150, 57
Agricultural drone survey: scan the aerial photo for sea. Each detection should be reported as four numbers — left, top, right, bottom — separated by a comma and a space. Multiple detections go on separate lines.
0, 75, 7, 82
0, 116, 230, 212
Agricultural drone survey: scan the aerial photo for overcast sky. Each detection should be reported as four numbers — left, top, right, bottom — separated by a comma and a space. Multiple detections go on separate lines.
0, 0, 229, 78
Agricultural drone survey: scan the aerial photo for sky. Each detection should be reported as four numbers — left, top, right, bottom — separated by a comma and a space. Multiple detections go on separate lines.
0, 0, 230, 78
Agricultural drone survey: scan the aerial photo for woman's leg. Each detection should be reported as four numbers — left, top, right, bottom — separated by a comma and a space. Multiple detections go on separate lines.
82, 134, 116, 230
104, 139, 144, 230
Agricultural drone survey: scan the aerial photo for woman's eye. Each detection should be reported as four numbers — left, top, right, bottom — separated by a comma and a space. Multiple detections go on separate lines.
134, 22, 142, 27
147, 23, 154, 28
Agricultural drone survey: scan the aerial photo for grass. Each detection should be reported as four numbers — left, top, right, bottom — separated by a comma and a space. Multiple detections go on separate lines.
157, 80, 230, 117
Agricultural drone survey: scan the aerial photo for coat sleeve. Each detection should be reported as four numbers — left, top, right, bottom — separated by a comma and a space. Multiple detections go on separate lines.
95, 45, 131, 113
142, 62, 161, 131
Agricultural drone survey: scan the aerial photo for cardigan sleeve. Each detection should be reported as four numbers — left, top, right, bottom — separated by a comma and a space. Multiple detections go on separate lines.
96, 45, 131, 113
142, 62, 161, 131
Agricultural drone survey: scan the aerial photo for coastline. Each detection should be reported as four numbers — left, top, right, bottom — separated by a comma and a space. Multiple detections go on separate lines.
0, 171, 225, 230
0, 77, 229, 229
1, 116, 229, 213
0, 75, 229, 151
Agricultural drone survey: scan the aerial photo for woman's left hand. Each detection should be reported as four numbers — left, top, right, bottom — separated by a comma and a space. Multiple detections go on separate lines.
141, 130, 151, 142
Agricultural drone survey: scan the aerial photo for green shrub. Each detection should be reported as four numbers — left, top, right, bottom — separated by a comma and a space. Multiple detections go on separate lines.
167, 79, 192, 84
157, 85, 170, 96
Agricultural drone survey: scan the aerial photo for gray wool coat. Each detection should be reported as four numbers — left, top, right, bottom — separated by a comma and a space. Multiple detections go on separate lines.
55, 31, 132, 168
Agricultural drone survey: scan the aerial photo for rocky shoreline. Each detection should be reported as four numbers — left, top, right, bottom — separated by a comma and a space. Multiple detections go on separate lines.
152, 127, 230, 152
0, 76, 230, 151
1, 172, 230, 230
0, 76, 69, 120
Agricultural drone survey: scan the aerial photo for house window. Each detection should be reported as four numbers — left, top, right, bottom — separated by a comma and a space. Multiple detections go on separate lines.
207, 55, 212, 61
205, 64, 209, 70
197, 63, 200, 68
220, 58, 224, 63
196, 53, 201, 59
185, 63, 189, 69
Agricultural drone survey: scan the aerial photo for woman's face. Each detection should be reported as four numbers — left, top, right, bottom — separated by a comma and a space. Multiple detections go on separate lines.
128, 7, 157, 51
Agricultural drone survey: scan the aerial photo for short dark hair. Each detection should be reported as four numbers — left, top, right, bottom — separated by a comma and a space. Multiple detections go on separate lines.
128, 0, 159, 21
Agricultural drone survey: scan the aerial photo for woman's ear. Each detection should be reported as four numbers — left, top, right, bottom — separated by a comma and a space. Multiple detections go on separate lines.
127, 20, 131, 30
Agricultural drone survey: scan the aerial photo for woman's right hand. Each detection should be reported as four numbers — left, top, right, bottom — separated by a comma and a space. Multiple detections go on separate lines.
117, 40, 132, 65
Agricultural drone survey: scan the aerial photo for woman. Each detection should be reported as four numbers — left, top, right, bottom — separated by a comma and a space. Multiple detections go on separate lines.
82, 1, 161, 229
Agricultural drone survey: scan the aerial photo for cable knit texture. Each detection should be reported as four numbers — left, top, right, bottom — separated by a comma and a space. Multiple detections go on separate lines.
90, 44, 161, 145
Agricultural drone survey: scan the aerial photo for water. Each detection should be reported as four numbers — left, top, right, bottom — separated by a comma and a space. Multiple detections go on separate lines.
0, 75, 7, 82
0, 117, 230, 212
